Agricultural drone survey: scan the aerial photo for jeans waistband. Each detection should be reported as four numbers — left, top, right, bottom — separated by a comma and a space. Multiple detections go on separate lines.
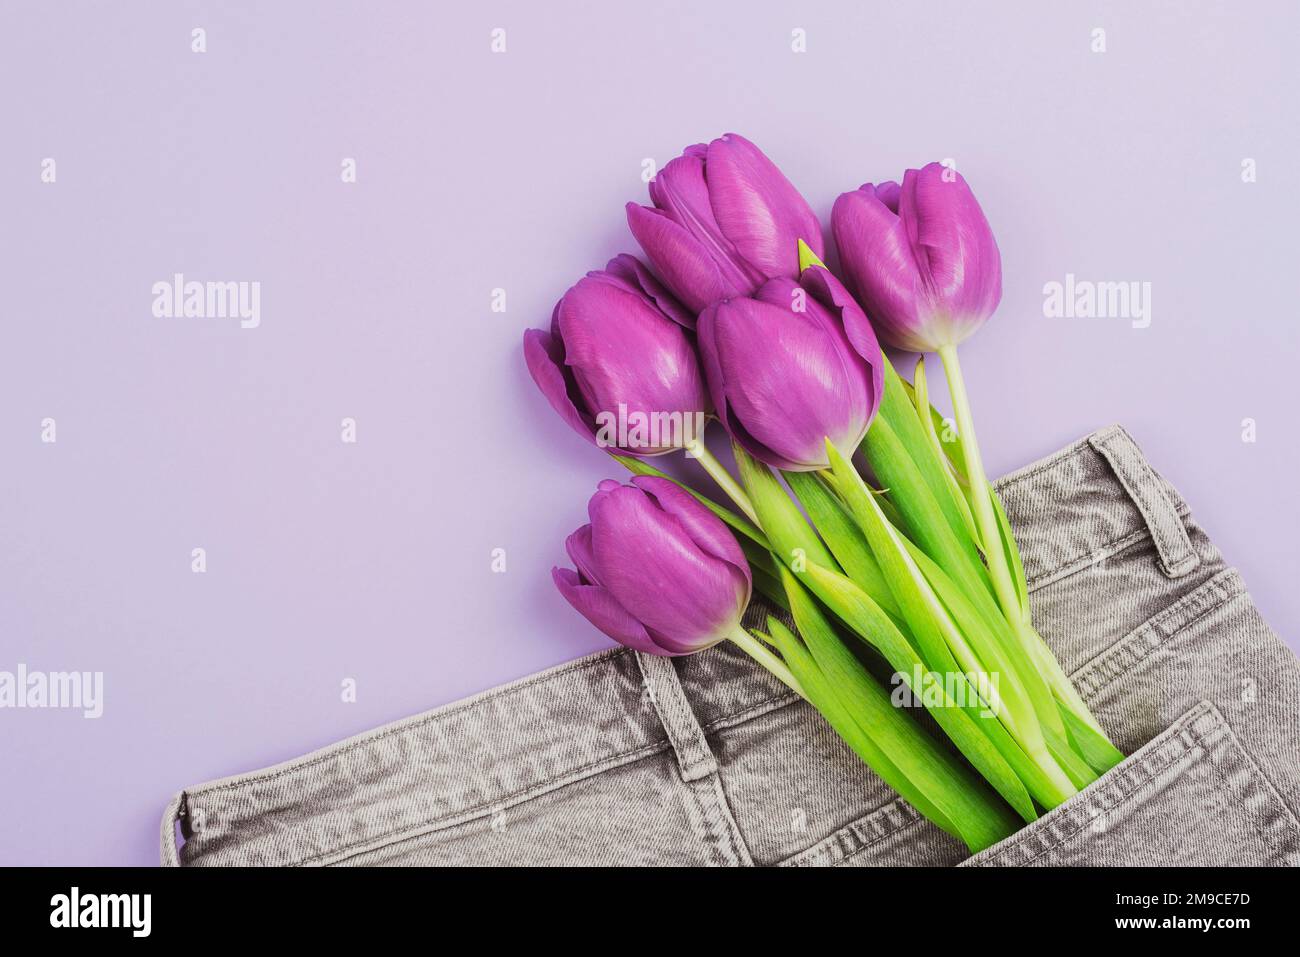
163, 424, 1196, 866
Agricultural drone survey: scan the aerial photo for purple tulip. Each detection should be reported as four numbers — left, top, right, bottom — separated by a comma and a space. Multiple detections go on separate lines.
626, 133, 825, 315
832, 163, 1002, 352
523, 254, 709, 456
696, 267, 884, 472
552, 476, 752, 656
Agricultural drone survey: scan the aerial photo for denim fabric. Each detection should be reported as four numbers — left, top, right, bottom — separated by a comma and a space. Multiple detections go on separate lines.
161, 425, 1300, 867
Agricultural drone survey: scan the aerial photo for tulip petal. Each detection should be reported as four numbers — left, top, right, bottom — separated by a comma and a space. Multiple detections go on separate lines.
647, 143, 710, 214
648, 146, 763, 298
704, 133, 824, 282
600, 253, 696, 330
799, 264, 885, 418
551, 567, 671, 656
555, 274, 709, 455
701, 287, 871, 470
588, 484, 745, 653
563, 524, 603, 586
629, 474, 751, 583
697, 302, 809, 472
902, 164, 1002, 333
625, 202, 729, 315
873, 180, 902, 212
522, 326, 599, 447
832, 186, 929, 351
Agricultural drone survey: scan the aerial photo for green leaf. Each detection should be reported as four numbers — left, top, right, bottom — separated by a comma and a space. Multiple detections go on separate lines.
860, 412, 1049, 722
611, 452, 769, 549
796, 560, 1039, 822
819, 467, 906, 528
913, 357, 980, 543
1058, 700, 1126, 774
825, 439, 986, 699
868, 356, 981, 566
783, 470, 899, 618
899, 369, 968, 479
749, 563, 791, 613
797, 238, 826, 272
898, 533, 1066, 744
732, 442, 837, 573
775, 578, 1020, 852
989, 487, 1030, 623
761, 616, 963, 844
861, 408, 994, 608
1042, 723, 1101, 789
737, 537, 779, 579
824, 440, 1077, 810
1019, 619, 1113, 741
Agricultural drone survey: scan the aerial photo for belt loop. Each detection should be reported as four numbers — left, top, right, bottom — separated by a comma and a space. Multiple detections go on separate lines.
1088, 426, 1200, 578
634, 652, 718, 783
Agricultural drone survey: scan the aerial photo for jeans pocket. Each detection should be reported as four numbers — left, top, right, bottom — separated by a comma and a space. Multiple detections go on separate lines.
961, 701, 1300, 866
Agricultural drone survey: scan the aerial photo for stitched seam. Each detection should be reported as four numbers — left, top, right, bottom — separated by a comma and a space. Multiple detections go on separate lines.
186, 430, 1170, 796
781, 797, 914, 867
1201, 737, 1283, 856
836, 809, 925, 867
1024, 530, 1152, 592
1199, 717, 1300, 858
1074, 595, 1240, 699
189, 650, 635, 797
706, 773, 754, 866
1037, 741, 1203, 862
1091, 430, 1194, 572
1003, 723, 1200, 866
195, 691, 802, 863
1069, 573, 1244, 697
992, 435, 1101, 493
698, 776, 740, 865
197, 555, 1221, 865
700, 691, 800, 735
210, 567, 1237, 866
666, 690, 715, 781
1014, 712, 1298, 865
294, 738, 671, 867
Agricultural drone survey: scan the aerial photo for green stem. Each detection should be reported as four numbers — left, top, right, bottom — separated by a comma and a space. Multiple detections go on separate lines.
936, 345, 1022, 623
728, 626, 805, 699
687, 439, 760, 526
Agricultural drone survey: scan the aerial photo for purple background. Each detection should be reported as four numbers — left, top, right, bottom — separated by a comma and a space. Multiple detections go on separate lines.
1, 1, 1295, 866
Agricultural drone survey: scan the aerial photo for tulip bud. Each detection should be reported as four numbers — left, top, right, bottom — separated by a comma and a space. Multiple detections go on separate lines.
832, 163, 1002, 352
626, 133, 824, 315
552, 476, 752, 656
696, 268, 884, 472
523, 254, 709, 456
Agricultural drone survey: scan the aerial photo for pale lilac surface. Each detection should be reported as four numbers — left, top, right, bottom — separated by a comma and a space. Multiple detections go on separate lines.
1, 1, 1296, 866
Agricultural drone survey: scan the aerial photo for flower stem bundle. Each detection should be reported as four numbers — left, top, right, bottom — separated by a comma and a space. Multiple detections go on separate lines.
527, 134, 1123, 852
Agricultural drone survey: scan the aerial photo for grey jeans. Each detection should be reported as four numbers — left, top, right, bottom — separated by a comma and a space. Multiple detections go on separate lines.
161, 425, 1300, 866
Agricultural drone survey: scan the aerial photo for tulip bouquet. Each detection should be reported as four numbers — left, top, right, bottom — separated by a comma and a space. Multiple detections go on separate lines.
524, 134, 1124, 853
